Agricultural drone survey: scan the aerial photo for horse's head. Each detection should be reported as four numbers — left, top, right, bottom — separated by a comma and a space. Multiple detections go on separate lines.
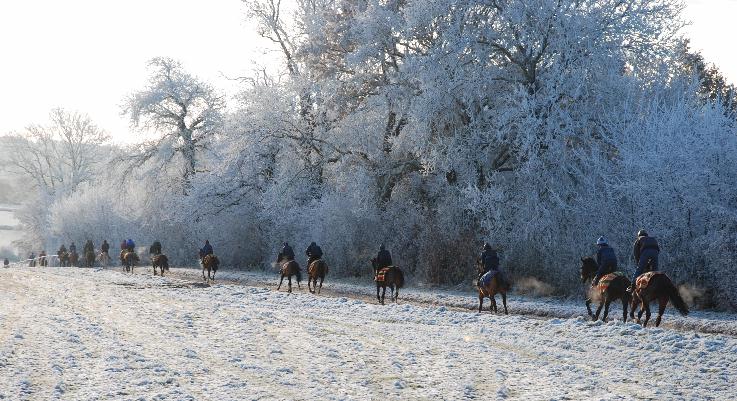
580, 256, 597, 283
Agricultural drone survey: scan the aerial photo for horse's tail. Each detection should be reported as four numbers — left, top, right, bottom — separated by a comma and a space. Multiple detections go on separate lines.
394, 267, 405, 289
665, 278, 689, 316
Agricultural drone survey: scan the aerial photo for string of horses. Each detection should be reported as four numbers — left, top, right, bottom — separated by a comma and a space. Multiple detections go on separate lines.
23, 247, 685, 328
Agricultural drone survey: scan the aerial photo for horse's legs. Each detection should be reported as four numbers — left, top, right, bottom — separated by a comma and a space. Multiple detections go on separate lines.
585, 298, 594, 317
381, 286, 387, 305
478, 292, 484, 313
376, 285, 381, 303
287, 275, 292, 293
594, 301, 604, 321
490, 295, 497, 313
602, 299, 611, 322
318, 276, 324, 295
277, 274, 285, 290
308, 276, 313, 293
655, 296, 668, 327
202, 266, 207, 280
394, 285, 399, 303
502, 292, 508, 315
643, 302, 652, 327
622, 297, 628, 323
389, 284, 395, 303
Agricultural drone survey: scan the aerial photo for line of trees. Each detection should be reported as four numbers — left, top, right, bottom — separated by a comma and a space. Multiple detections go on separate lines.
3, 0, 737, 309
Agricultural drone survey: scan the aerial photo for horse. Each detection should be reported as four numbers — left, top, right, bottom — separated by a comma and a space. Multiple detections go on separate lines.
98, 251, 110, 268
371, 259, 405, 304
201, 254, 219, 281
152, 254, 169, 276
277, 259, 301, 293
121, 250, 139, 273
476, 259, 511, 314
58, 251, 70, 267
307, 259, 328, 294
69, 251, 79, 267
85, 250, 95, 268
580, 257, 631, 322
629, 272, 689, 327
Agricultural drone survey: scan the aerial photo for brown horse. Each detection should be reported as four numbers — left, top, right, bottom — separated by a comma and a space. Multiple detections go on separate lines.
121, 250, 139, 273
277, 259, 301, 293
476, 259, 511, 314
58, 251, 70, 267
307, 259, 328, 294
372, 259, 405, 304
201, 254, 219, 281
70, 251, 79, 267
152, 254, 169, 276
629, 272, 689, 327
85, 250, 95, 268
580, 257, 631, 322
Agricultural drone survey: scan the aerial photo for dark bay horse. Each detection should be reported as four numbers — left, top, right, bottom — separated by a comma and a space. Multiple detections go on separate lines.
152, 254, 169, 276
201, 254, 219, 281
85, 250, 95, 268
307, 259, 328, 294
580, 257, 631, 322
372, 259, 404, 304
277, 259, 301, 293
70, 251, 79, 267
630, 272, 689, 327
476, 259, 510, 314
58, 251, 70, 267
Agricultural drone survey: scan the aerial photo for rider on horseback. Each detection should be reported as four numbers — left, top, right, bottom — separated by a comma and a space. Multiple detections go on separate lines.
277, 242, 295, 263
101, 240, 110, 255
478, 242, 500, 284
628, 230, 660, 292
69, 242, 77, 254
58, 244, 67, 255
592, 236, 617, 286
305, 242, 323, 265
150, 240, 162, 255
126, 239, 135, 252
83, 240, 94, 254
375, 244, 392, 269
200, 240, 213, 259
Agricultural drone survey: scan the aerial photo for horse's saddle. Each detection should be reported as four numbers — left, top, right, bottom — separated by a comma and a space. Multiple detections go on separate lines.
635, 271, 665, 289
375, 267, 392, 282
597, 271, 625, 291
479, 270, 499, 287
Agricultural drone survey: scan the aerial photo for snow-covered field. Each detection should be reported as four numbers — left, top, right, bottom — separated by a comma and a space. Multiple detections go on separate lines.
1, 267, 735, 400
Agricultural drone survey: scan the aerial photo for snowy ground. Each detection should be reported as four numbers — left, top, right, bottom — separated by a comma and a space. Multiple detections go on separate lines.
1, 266, 735, 400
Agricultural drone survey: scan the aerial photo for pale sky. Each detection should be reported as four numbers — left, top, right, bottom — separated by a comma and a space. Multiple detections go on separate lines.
0, 0, 735, 143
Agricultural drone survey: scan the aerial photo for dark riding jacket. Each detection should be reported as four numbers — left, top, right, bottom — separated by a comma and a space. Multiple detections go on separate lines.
595, 245, 618, 281
633, 236, 659, 262
278, 244, 295, 262
305, 244, 323, 260
376, 249, 392, 268
101, 242, 110, 253
480, 249, 499, 273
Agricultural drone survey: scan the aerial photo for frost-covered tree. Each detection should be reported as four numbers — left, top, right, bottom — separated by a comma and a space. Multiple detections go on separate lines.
4, 108, 110, 193
123, 57, 225, 191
